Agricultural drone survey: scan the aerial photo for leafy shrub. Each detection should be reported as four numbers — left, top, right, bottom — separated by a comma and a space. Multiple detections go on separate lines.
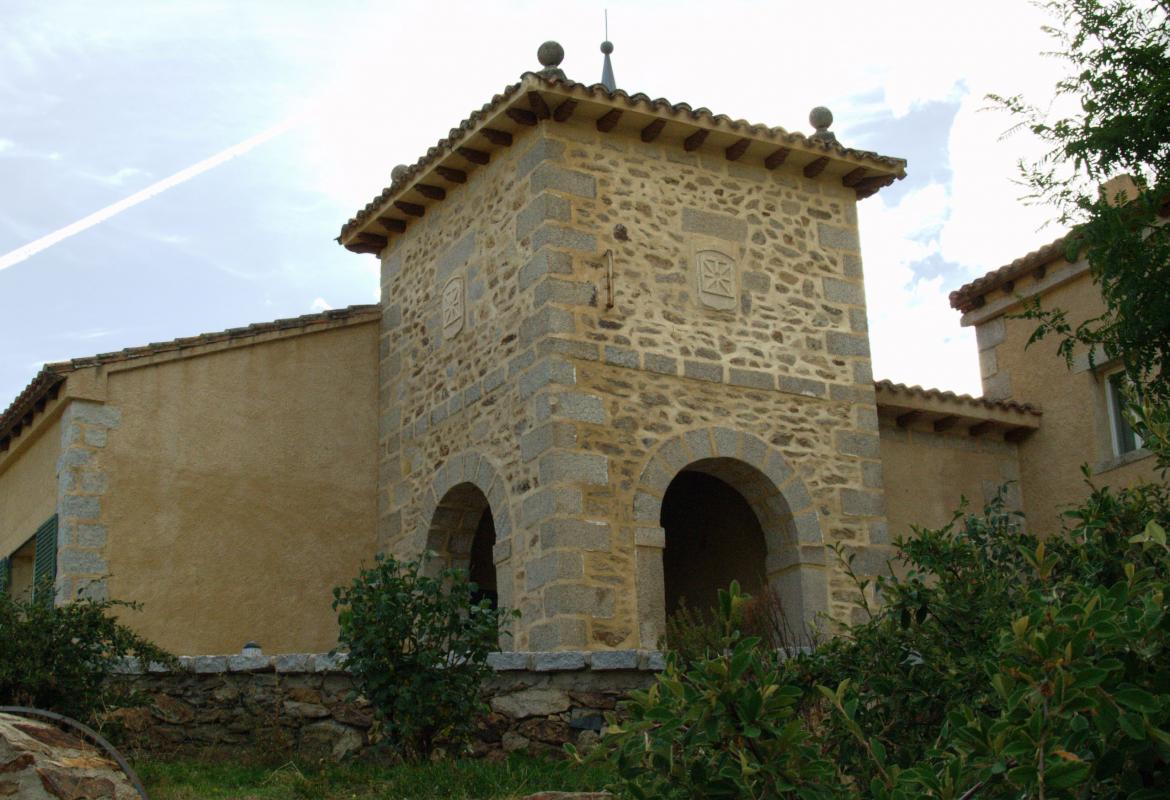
663, 583, 809, 664
659, 597, 728, 663
0, 586, 172, 721
593, 474, 1170, 799
586, 582, 841, 800
333, 553, 512, 761
788, 492, 1040, 785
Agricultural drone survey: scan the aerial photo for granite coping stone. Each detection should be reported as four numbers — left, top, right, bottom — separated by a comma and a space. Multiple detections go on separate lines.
113, 651, 666, 675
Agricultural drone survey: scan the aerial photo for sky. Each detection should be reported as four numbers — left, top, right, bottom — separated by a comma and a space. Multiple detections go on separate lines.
0, 0, 1075, 407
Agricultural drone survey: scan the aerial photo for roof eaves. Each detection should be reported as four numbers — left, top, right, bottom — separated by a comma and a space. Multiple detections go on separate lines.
948, 235, 1074, 313
874, 379, 1042, 416
339, 73, 908, 252
0, 304, 379, 450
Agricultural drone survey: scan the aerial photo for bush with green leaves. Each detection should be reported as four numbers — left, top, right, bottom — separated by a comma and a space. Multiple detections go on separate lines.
0, 586, 172, 722
333, 552, 512, 761
592, 473, 1170, 799
583, 582, 841, 800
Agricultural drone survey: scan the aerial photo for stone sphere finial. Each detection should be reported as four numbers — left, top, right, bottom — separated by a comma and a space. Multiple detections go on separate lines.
601, 40, 614, 55
538, 41, 565, 69
809, 106, 834, 134
391, 164, 408, 183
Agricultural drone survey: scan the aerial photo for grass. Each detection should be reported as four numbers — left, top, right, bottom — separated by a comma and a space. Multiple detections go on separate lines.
134, 752, 617, 800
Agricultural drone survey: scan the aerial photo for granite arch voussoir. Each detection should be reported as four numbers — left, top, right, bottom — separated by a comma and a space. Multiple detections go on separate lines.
632, 426, 827, 647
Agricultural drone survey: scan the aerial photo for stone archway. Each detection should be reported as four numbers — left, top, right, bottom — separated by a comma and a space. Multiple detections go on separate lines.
417, 451, 516, 641
632, 427, 827, 649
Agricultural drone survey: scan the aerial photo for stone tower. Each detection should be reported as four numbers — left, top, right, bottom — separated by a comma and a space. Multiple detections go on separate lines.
340, 44, 906, 652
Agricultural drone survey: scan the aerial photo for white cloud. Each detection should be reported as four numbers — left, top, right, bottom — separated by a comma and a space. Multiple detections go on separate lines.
859, 184, 981, 395
309, 297, 332, 313
0, 139, 12, 153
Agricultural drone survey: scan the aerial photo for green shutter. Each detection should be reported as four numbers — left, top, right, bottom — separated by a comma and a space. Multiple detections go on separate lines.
33, 515, 57, 603
0, 557, 9, 596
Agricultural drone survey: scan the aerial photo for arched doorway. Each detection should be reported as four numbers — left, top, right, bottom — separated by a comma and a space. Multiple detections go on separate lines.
425, 482, 497, 608
661, 470, 768, 615
634, 428, 828, 649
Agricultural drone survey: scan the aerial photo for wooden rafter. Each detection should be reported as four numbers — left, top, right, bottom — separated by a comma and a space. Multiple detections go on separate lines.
435, 166, 467, 184
394, 201, 425, 217
480, 128, 513, 147
853, 175, 894, 195
1005, 428, 1031, 443
456, 147, 490, 165
415, 184, 446, 200
968, 421, 996, 437
506, 108, 538, 127
596, 109, 623, 132
378, 216, 406, 233
896, 410, 921, 428
803, 156, 830, 178
640, 119, 666, 143
842, 167, 868, 187
527, 91, 551, 120
764, 148, 790, 169
553, 99, 577, 122
725, 138, 750, 161
932, 415, 958, 433
683, 129, 709, 152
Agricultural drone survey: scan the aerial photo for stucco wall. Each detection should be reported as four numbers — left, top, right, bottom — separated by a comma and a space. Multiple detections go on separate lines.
879, 423, 1021, 539
379, 116, 888, 651
99, 320, 379, 653
972, 267, 1160, 533
0, 415, 60, 562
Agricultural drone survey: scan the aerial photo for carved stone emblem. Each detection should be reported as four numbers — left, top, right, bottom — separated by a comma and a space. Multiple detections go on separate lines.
696, 249, 737, 310
441, 276, 464, 338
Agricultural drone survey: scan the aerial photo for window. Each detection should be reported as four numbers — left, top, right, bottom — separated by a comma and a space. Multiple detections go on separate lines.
1106, 370, 1143, 457
0, 515, 56, 602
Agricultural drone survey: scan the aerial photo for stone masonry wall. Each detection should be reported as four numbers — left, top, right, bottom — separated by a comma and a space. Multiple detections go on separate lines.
55, 400, 122, 603
107, 651, 661, 760
378, 116, 889, 653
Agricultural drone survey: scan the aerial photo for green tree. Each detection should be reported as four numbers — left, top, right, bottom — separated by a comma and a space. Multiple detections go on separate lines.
333, 553, 512, 761
994, 0, 1170, 403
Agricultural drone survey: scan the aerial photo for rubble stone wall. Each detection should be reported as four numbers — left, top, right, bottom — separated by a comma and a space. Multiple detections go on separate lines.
106, 651, 661, 760
379, 115, 889, 653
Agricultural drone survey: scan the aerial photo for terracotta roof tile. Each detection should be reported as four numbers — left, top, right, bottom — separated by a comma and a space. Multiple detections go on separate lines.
339, 73, 907, 245
874, 379, 1041, 415
0, 304, 378, 448
948, 235, 1074, 313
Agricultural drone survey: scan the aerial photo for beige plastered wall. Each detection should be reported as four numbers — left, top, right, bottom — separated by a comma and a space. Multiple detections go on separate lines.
0, 414, 61, 563
972, 266, 1160, 533
879, 422, 1021, 539
100, 320, 379, 654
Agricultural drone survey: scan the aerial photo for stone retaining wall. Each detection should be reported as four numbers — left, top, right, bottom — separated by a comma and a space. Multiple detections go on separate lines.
106, 651, 663, 760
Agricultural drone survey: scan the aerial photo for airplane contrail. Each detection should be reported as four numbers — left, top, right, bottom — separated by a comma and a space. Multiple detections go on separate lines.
0, 117, 299, 273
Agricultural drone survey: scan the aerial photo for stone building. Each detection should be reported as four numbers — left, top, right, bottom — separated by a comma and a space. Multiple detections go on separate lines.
0, 45, 1159, 656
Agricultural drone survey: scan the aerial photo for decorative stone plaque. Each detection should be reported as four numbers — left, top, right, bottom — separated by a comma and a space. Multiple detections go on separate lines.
441, 276, 464, 338
695, 249, 737, 311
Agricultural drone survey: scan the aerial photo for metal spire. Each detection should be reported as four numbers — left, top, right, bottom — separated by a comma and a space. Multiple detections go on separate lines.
600, 11, 616, 92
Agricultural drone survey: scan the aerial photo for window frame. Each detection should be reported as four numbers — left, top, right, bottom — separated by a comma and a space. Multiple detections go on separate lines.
1104, 368, 1144, 458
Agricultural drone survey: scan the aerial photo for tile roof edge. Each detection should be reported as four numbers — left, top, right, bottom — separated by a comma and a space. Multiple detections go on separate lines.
338, 72, 908, 245
0, 304, 379, 444
874, 379, 1041, 416
948, 234, 1074, 313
